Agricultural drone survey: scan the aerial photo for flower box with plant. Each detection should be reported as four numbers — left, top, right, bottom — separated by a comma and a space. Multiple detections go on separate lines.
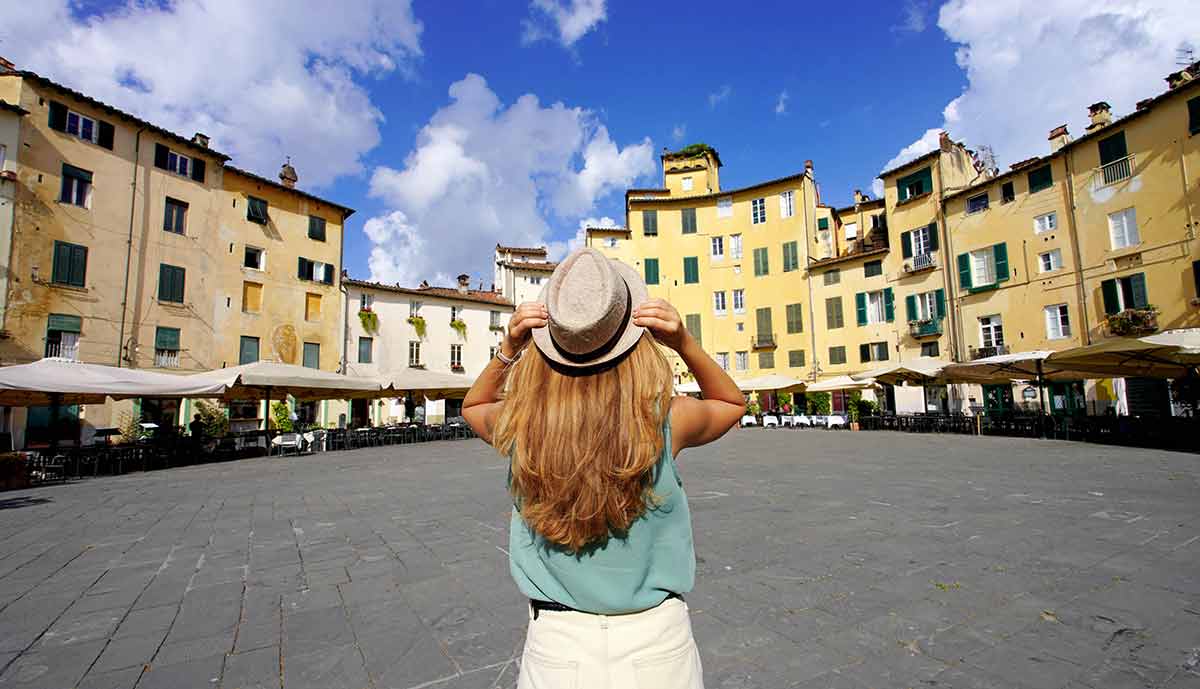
358, 307, 379, 334
451, 364, 465, 373
407, 315, 427, 338
1106, 306, 1158, 337
450, 319, 467, 337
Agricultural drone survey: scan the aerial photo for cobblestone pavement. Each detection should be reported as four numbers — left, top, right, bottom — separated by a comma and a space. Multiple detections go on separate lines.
0, 430, 1198, 689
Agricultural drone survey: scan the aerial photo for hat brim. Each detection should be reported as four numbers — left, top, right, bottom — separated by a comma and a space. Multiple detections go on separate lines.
531, 258, 648, 369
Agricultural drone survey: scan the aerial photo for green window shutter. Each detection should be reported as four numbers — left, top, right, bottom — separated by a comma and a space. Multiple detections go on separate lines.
754, 247, 768, 276
303, 342, 320, 369
69, 244, 87, 287
755, 307, 771, 335
897, 167, 933, 200
905, 294, 917, 322
1190, 97, 1200, 135
681, 208, 696, 234
927, 223, 939, 251
642, 210, 658, 236
859, 343, 870, 362
644, 258, 659, 285
47, 314, 82, 333
1101, 279, 1120, 315
683, 256, 699, 284
788, 350, 805, 367
239, 337, 259, 364
1128, 273, 1148, 308
685, 314, 702, 343
97, 121, 115, 150
52, 241, 70, 284
154, 143, 169, 169
993, 243, 1009, 282
786, 303, 803, 333
1027, 165, 1052, 193
855, 292, 867, 326
817, 217, 829, 230
308, 216, 327, 241
957, 253, 973, 289
155, 327, 180, 350
901, 231, 912, 258
158, 264, 185, 302
883, 288, 895, 322
935, 289, 946, 319
758, 352, 774, 369
247, 196, 269, 224
1098, 131, 1128, 166
48, 101, 68, 131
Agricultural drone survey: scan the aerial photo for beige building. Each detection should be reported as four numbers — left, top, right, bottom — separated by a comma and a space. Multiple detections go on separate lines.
0, 97, 26, 335
494, 244, 557, 306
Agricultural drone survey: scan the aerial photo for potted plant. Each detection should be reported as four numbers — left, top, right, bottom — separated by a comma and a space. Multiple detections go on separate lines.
1106, 306, 1159, 336
407, 314, 427, 338
450, 318, 467, 337
358, 306, 378, 333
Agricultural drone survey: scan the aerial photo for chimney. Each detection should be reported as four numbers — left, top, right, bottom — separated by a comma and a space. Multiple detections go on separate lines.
1086, 102, 1112, 133
1135, 98, 1154, 111
938, 131, 953, 152
0, 56, 15, 73
1165, 62, 1197, 89
456, 274, 470, 293
853, 188, 866, 205
1047, 124, 1071, 153
191, 132, 210, 148
278, 157, 298, 189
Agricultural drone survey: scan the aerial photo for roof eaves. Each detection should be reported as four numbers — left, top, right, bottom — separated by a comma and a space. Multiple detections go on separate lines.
877, 149, 940, 180
224, 165, 355, 218
0, 100, 29, 116
628, 171, 808, 205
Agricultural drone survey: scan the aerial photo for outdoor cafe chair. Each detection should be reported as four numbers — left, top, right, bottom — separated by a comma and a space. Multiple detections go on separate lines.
740, 415, 758, 428
762, 415, 780, 428
779, 415, 793, 427
271, 433, 301, 456
791, 414, 809, 427
826, 415, 847, 429
326, 429, 347, 451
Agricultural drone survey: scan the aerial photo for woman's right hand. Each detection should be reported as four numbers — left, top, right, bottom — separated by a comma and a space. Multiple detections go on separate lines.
503, 302, 548, 357
633, 298, 689, 352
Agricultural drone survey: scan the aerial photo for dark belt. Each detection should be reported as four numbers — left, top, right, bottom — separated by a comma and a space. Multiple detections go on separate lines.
530, 592, 683, 620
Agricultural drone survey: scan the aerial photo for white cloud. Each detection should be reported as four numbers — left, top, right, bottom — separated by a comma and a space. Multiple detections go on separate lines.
892, 0, 928, 34
366, 74, 654, 287
879, 0, 1200, 180
708, 85, 732, 109
775, 90, 789, 116
878, 128, 943, 175
672, 124, 687, 142
522, 0, 607, 48
5, 1, 421, 189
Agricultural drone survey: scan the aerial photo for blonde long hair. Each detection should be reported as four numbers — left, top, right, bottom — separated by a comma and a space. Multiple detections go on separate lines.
494, 334, 674, 552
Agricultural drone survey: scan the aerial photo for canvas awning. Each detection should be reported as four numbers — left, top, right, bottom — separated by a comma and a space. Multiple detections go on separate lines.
383, 368, 476, 400
806, 375, 877, 392
676, 374, 805, 395
1044, 329, 1200, 379
0, 358, 229, 406
940, 351, 1059, 384
853, 357, 947, 385
189, 361, 383, 401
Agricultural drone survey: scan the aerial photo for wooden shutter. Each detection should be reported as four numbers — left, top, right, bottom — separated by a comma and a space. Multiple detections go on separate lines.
905, 294, 917, 322
883, 288, 895, 322
305, 293, 322, 320
825, 298, 838, 329
358, 337, 372, 363
683, 257, 698, 283
993, 243, 1009, 282
47, 314, 82, 333
242, 282, 263, 313
1098, 131, 1128, 166
297, 257, 311, 280
159, 264, 184, 302
926, 223, 939, 251
935, 289, 946, 319
957, 253, 973, 289
901, 231, 912, 258
240, 337, 259, 364
48, 101, 68, 131
755, 307, 771, 335
854, 292, 867, 326
1190, 97, 1200, 135
1128, 273, 1148, 308
859, 343, 870, 362
154, 143, 169, 169
1027, 165, 1052, 193
308, 216, 327, 241
70, 245, 87, 287
681, 208, 696, 234
52, 242, 71, 284
1101, 279, 1120, 315
322, 263, 334, 285
303, 343, 320, 369
786, 303, 802, 333
643, 210, 657, 236
97, 121, 115, 150
191, 158, 206, 184
155, 327, 180, 350
644, 259, 658, 285
62, 164, 93, 183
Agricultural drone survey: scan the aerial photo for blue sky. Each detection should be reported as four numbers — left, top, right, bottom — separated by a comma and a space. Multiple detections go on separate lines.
8, 1, 1198, 287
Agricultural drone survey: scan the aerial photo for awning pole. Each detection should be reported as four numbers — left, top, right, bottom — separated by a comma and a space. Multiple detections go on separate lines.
1036, 360, 1048, 438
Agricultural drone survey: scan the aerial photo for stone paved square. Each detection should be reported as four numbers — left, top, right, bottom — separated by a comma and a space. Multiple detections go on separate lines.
0, 430, 1198, 688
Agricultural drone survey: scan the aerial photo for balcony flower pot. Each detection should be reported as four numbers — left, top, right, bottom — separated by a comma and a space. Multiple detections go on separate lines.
451, 365, 465, 373
450, 319, 467, 337
407, 315, 426, 338
1106, 306, 1158, 337
358, 309, 378, 334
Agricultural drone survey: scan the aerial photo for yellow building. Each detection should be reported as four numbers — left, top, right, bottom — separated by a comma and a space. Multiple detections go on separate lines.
0, 64, 353, 444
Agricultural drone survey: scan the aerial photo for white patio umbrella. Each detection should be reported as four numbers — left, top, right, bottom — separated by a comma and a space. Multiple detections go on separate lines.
939, 351, 1058, 384
0, 357, 229, 406
806, 375, 877, 392
189, 361, 384, 401
1044, 329, 1200, 379
739, 374, 807, 392
853, 357, 947, 385
383, 368, 476, 401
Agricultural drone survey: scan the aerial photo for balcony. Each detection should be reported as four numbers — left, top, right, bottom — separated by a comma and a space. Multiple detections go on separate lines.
970, 344, 1010, 360
908, 318, 943, 338
807, 230, 890, 269
154, 349, 180, 369
1106, 307, 1158, 337
751, 333, 777, 350
44, 341, 79, 360
1093, 154, 1134, 189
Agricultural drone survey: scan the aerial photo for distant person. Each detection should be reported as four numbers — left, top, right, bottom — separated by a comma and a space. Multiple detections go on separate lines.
188, 414, 204, 440
464, 248, 743, 688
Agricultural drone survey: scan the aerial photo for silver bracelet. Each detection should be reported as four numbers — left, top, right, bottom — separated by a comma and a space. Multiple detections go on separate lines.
495, 349, 516, 366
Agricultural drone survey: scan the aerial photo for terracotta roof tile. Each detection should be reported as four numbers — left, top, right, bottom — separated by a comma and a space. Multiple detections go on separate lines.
495, 244, 547, 255
344, 278, 514, 307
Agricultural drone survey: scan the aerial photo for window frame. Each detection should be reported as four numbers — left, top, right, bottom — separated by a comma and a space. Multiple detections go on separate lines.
1107, 207, 1139, 250
1044, 304, 1071, 340
1033, 211, 1057, 234
979, 314, 1004, 348
735, 351, 749, 371
157, 263, 186, 304
710, 236, 724, 260
1038, 248, 1063, 273
787, 349, 805, 368
65, 109, 99, 143
825, 296, 844, 330
779, 190, 795, 218
729, 234, 743, 260
357, 336, 374, 364
828, 346, 846, 365
1027, 164, 1053, 194
302, 342, 321, 369
751, 197, 767, 225
782, 241, 799, 272
864, 260, 883, 278
970, 248, 997, 286
732, 288, 745, 314
308, 215, 327, 242
244, 245, 265, 270
51, 240, 88, 288
681, 208, 697, 234
239, 336, 260, 365
641, 209, 658, 236
681, 176, 693, 192
408, 340, 422, 367
713, 290, 727, 316
247, 196, 269, 224
823, 269, 840, 286
450, 343, 463, 369
59, 164, 92, 208
163, 197, 188, 235
966, 192, 990, 215
683, 256, 700, 284
753, 247, 769, 276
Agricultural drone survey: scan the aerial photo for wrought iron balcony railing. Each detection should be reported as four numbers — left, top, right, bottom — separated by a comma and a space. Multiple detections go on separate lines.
1094, 154, 1134, 189
905, 252, 936, 273
970, 344, 1010, 360
45, 341, 79, 360
908, 318, 943, 338
154, 349, 180, 368
751, 333, 777, 349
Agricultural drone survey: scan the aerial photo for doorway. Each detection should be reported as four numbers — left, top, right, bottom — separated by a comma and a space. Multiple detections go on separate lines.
982, 384, 1013, 415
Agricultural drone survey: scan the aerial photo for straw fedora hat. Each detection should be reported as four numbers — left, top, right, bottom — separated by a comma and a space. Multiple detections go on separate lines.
531, 247, 648, 368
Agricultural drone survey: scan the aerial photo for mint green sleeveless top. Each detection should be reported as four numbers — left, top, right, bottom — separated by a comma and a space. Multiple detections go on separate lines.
507, 418, 695, 614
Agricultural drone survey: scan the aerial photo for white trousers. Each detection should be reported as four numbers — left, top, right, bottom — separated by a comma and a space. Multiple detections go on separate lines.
517, 597, 704, 689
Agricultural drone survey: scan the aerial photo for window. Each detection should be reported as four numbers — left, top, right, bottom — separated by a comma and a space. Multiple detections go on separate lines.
717, 197, 733, 218
958, 244, 1009, 290
1107, 207, 1139, 250
298, 258, 334, 284
167, 150, 190, 178
732, 289, 745, 314
358, 336, 373, 364
683, 257, 699, 284
758, 351, 775, 369
1101, 273, 1149, 314
713, 291, 727, 315
409, 301, 423, 317
864, 260, 882, 278
163, 198, 188, 234
1189, 96, 1200, 135
45, 314, 82, 360
154, 327, 180, 368
1033, 212, 1057, 234
711, 236, 724, 259
239, 336, 260, 365
642, 209, 658, 236
152, 143, 205, 182
247, 196, 269, 224
604, 237, 618, 248
735, 351, 749, 371
901, 223, 938, 258
1098, 131, 1128, 167
715, 352, 729, 371
303, 342, 320, 369
644, 258, 660, 285
490, 311, 502, 329
971, 249, 995, 286
782, 241, 799, 272
1039, 249, 1063, 273
361, 293, 374, 311
681, 176, 693, 192
450, 306, 461, 324
158, 264, 185, 303
529, 276, 542, 285
828, 346, 846, 365
788, 350, 805, 367
751, 198, 766, 224
736, 322, 744, 332
823, 269, 840, 286
450, 344, 463, 370
305, 292, 322, 321
244, 246, 264, 270
754, 307, 772, 342
779, 190, 795, 218
68, 110, 98, 143
242, 281, 263, 313
817, 217, 829, 231
844, 222, 858, 240
48, 102, 114, 149
979, 315, 1004, 348
730, 234, 743, 259
753, 247, 769, 276
685, 314, 702, 344
921, 341, 940, 357
1045, 304, 1071, 339
408, 341, 422, 367
1001, 181, 1015, 204
1027, 164, 1053, 193
59, 164, 92, 207
681, 208, 697, 234
785, 303, 803, 334
825, 297, 844, 329
967, 193, 989, 214
308, 216, 327, 242
856, 288, 894, 325
906, 289, 945, 322
859, 342, 889, 363
51, 241, 88, 288
896, 167, 932, 202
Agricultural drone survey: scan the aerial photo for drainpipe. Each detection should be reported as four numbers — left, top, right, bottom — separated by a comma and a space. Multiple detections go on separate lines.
934, 157, 963, 361
117, 127, 146, 367
1061, 153, 1091, 345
